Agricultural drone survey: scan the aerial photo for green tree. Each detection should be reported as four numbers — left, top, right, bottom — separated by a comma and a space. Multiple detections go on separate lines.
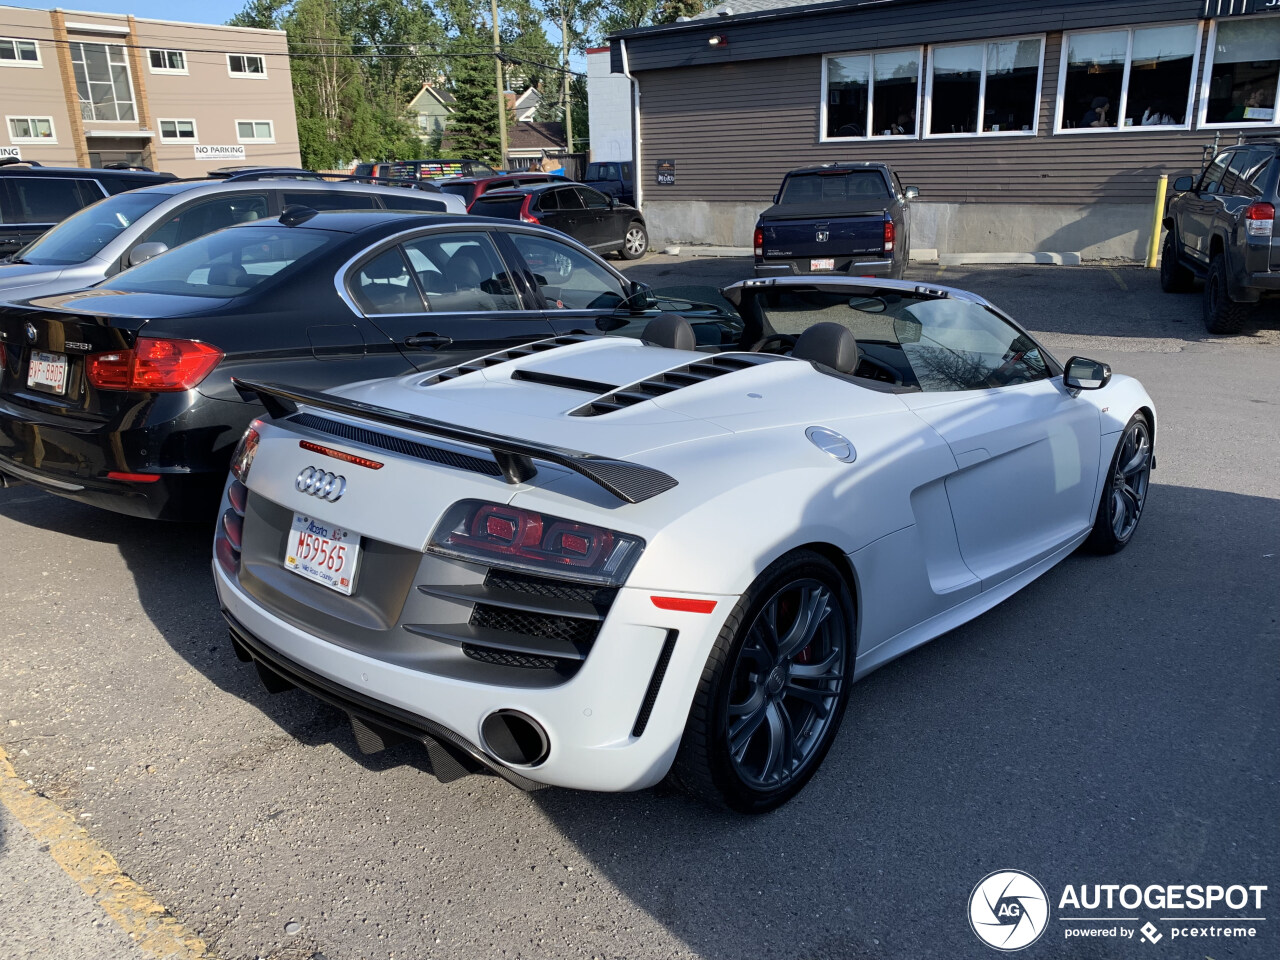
655, 0, 707, 24
445, 32, 507, 164
596, 0, 656, 35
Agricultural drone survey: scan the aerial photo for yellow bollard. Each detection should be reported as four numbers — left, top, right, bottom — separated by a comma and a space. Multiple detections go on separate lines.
1146, 174, 1168, 269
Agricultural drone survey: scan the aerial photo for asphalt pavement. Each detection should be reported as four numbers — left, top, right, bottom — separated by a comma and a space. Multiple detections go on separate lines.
1, 259, 1277, 960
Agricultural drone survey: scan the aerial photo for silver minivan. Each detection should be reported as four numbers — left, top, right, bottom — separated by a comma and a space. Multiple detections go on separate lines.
0, 172, 467, 301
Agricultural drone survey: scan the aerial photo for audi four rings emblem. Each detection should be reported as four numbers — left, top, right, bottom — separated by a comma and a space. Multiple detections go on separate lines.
296, 466, 346, 502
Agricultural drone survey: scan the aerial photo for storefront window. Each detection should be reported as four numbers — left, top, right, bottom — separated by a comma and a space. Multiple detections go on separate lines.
1202, 16, 1280, 126
929, 38, 1042, 136
1059, 24, 1199, 131
823, 48, 920, 139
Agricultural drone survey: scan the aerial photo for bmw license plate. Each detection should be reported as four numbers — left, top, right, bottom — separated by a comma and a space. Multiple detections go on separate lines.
27, 351, 68, 395
810, 258, 836, 272
284, 513, 360, 595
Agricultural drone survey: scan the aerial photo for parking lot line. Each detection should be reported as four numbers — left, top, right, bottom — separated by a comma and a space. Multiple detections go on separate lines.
0, 746, 213, 960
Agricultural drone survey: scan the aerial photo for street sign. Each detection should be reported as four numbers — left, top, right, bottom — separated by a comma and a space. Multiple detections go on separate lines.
194, 145, 247, 161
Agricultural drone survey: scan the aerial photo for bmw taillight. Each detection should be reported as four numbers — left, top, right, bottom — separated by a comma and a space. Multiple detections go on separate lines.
753, 226, 764, 257
519, 196, 540, 224
87, 337, 223, 392
1245, 202, 1275, 238
229, 422, 262, 482
883, 217, 896, 254
428, 500, 644, 586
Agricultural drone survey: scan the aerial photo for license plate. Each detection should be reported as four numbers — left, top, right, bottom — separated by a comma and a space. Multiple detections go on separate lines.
284, 513, 360, 595
27, 351, 68, 395
810, 258, 836, 272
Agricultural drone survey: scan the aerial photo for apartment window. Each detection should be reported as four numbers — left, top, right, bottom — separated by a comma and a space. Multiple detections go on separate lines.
0, 37, 40, 67
227, 54, 266, 78
7, 116, 56, 143
927, 37, 1044, 136
236, 120, 274, 143
148, 49, 187, 74
1057, 23, 1200, 132
1201, 16, 1280, 127
822, 47, 921, 140
158, 119, 197, 142
70, 42, 136, 122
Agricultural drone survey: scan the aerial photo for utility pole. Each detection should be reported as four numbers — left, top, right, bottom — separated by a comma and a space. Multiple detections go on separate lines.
491, 0, 508, 170
561, 1, 572, 158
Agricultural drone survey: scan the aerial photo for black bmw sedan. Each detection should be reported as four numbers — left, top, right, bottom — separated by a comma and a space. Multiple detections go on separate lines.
0, 209, 744, 520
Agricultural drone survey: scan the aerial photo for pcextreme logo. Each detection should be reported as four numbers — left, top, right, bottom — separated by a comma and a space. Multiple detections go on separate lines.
969, 870, 1050, 951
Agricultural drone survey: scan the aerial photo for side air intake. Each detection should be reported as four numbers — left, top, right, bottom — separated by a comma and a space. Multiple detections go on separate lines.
569, 352, 784, 417
420, 335, 589, 386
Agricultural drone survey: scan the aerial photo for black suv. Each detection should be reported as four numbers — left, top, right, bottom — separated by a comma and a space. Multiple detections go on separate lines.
1162, 138, 1279, 333
0, 158, 175, 256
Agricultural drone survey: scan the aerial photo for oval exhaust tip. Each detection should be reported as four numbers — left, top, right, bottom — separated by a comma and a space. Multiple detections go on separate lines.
481, 710, 550, 767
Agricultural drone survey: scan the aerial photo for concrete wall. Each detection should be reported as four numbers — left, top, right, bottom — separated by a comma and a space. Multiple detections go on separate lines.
642, 199, 1155, 260
585, 48, 632, 163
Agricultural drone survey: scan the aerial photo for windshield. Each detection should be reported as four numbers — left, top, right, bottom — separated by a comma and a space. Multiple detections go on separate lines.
13, 191, 170, 265
756, 286, 1051, 392
779, 171, 890, 205
584, 163, 619, 182
100, 226, 338, 298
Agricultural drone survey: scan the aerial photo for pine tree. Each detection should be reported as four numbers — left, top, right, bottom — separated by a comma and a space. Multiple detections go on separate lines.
446, 35, 506, 164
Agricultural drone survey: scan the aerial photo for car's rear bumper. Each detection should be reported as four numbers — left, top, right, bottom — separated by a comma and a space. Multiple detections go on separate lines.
212, 513, 735, 793
0, 451, 223, 520
1243, 270, 1280, 296
754, 257, 899, 278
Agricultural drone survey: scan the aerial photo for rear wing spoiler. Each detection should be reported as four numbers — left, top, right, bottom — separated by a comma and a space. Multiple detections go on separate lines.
231, 378, 678, 505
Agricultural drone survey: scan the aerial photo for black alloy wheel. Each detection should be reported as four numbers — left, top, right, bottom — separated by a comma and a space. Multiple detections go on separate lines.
1085, 412, 1153, 554
673, 550, 855, 813
1202, 253, 1251, 334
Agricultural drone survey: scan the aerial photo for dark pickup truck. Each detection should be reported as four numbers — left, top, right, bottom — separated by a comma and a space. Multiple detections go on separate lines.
753, 162, 917, 279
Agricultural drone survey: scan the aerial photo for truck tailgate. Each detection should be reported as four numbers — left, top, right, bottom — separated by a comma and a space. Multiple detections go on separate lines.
759, 215, 884, 260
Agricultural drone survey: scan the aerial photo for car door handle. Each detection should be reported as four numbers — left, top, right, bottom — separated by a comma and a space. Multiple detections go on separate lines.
404, 335, 453, 350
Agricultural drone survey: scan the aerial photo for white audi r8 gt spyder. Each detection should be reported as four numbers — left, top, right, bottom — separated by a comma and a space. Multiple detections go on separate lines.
212, 276, 1155, 812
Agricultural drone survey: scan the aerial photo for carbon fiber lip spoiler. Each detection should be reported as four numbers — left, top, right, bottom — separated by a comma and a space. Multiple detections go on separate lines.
231, 377, 678, 505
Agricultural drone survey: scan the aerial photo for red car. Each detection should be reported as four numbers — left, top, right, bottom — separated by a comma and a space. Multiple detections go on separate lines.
437, 173, 570, 211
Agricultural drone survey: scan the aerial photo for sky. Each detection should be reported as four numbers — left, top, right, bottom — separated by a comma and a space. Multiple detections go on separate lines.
0, 0, 247, 23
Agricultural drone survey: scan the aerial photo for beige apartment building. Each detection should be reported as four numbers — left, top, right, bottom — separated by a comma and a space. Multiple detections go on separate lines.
0, 5, 300, 176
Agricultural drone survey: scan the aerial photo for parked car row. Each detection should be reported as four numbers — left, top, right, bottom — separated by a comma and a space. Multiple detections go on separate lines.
0, 173, 1155, 811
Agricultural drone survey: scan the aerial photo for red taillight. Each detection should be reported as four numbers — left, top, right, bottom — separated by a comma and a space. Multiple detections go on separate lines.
428, 499, 644, 586
753, 226, 764, 257
519, 196, 540, 224
230, 424, 261, 482
107, 471, 160, 483
86, 337, 222, 392
883, 217, 896, 254
1244, 202, 1275, 238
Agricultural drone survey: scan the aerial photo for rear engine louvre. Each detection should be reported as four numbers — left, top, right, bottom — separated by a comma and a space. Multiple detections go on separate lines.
570, 352, 783, 417
418, 335, 588, 386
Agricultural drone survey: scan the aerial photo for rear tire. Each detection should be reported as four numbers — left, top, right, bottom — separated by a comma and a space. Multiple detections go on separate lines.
672, 550, 855, 813
1159, 232, 1193, 293
1202, 253, 1252, 334
1084, 412, 1152, 555
620, 222, 648, 260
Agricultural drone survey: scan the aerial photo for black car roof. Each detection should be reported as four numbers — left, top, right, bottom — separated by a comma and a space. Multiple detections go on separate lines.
230, 209, 517, 235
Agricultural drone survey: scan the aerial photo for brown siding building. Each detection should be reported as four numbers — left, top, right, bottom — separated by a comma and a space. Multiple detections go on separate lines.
607, 0, 1280, 258
0, 5, 300, 177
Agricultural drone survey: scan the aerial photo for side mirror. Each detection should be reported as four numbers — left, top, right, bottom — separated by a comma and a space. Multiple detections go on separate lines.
607, 195, 616, 209
1064, 356, 1111, 390
773, 192, 780, 204
903, 185, 920, 201
1172, 175, 1194, 192
127, 241, 168, 267
621, 282, 658, 313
